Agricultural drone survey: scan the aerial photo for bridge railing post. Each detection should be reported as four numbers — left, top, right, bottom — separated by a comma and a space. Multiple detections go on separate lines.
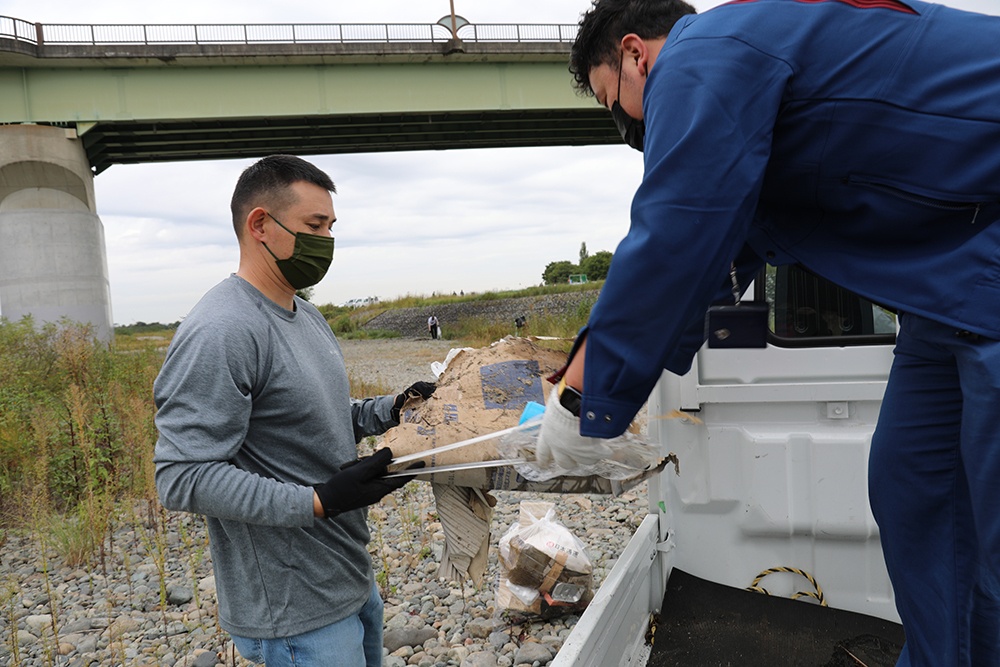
34, 21, 43, 45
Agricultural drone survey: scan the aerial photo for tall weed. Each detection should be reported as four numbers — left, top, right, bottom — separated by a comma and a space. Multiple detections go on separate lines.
348, 374, 393, 398
0, 318, 161, 566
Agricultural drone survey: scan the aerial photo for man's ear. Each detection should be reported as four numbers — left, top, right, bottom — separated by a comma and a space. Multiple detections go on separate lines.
620, 33, 650, 75
245, 207, 268, 242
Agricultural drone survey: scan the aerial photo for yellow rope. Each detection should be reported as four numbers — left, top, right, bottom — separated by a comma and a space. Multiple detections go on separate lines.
646, 613, 659, 646
746, 566, 828, 607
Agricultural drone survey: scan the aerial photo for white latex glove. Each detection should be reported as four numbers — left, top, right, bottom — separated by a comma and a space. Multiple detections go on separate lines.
535, 386, 613, 470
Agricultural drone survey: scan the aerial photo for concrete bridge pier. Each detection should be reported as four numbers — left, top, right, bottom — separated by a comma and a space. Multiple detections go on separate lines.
0, 124, 113, 342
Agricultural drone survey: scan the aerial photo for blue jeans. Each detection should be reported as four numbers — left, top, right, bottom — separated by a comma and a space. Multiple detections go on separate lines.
231, 583, 384, 667
870, 313, 1000, 666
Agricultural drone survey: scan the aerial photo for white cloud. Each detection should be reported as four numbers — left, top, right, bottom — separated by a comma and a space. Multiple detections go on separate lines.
92, 143, 642, 322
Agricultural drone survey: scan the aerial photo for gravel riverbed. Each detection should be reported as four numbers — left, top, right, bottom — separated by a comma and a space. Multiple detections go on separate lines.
1, 338, 649, 667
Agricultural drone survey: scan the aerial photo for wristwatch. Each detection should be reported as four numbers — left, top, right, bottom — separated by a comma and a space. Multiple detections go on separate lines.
557, 378, 583, 417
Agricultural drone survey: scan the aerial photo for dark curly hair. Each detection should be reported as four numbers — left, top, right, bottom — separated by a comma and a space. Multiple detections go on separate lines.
570, 0, 697, 96
230, 154, 336, 237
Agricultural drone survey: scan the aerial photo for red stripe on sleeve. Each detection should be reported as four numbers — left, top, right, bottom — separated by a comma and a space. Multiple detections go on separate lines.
723, 0, 917, 13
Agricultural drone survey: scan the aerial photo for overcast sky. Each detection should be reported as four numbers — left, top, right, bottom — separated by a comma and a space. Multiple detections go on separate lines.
5, 0, 997, 325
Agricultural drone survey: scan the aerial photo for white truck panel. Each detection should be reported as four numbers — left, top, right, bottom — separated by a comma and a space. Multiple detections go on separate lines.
658, 343, 897, 621
557, 334, 898, 664
551, 514, 665, 667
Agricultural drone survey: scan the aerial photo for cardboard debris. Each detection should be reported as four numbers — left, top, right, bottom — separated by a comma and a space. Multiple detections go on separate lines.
383, 336, 664, 493
432, 485, 494, 588
383, 337, 565, 471
380, 337, 666, 588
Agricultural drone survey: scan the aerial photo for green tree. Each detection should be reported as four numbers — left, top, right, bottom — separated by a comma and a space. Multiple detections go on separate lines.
581, 251, 613, 281
579, 242, 589, 265
296, 287, 315, 302
543, 260, 578, 285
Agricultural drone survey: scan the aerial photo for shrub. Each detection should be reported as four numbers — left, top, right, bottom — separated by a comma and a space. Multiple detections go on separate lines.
0, 317, 159, 539
330, 314, 357, 334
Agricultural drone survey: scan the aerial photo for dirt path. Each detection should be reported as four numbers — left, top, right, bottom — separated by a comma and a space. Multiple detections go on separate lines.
337, 337, 459, 391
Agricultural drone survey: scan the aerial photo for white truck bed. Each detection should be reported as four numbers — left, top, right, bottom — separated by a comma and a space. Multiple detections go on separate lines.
553, 268, 903, 665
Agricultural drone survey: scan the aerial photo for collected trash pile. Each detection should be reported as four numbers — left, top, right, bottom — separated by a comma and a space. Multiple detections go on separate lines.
380, 337, 668, 616
497, 501, 594, 618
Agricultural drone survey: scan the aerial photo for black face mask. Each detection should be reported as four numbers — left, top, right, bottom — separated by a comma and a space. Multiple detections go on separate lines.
262, 212, 335, 290
611, 52, 645, 152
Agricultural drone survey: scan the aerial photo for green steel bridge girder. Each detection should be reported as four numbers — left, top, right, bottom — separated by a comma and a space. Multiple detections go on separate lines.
0, 58, 621, 173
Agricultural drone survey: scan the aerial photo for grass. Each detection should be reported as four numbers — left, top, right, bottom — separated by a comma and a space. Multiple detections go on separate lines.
396, 281, 601, 305
2, 578, 21, 664
333, 281, 600, 316
347, 374, 394, 401
446, 296, 597, 349
320, 281, 600, 348
46, 509, 102, 569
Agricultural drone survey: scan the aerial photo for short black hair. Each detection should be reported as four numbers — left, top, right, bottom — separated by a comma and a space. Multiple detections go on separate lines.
230, 154, 336, 237
570, 0, 697, 96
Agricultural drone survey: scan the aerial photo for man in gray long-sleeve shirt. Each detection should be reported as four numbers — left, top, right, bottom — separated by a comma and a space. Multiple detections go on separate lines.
154, 155, 431, 667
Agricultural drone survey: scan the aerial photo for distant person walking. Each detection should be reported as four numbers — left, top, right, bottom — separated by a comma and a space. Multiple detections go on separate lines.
428, 315, 440, 339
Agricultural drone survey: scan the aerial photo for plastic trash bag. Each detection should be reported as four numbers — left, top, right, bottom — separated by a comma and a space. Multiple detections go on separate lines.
496, 501, 594, 618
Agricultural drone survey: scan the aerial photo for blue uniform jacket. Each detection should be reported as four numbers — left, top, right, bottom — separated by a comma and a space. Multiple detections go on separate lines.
581, 0, 1000, 437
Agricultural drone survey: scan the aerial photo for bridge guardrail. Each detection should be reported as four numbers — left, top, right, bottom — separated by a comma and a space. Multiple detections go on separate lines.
0, 16, 39, 43
0, 17, 578, 46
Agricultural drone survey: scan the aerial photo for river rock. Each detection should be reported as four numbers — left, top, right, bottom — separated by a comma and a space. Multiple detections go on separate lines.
24, 614, 52, 634
461, 651, 499, 667
514, 641, 554, 665
167, 584, 194, 605
465, 617, 497, 638
383, 625, 437, 652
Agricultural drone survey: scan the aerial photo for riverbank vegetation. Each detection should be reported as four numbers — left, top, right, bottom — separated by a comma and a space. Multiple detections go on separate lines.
323, 281, 601, 344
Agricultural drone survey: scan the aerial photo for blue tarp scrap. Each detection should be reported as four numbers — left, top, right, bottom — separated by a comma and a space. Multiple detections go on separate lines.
479, 360, 543, 410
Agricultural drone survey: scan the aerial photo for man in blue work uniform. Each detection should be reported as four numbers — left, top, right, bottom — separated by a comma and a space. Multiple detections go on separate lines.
535, 0, 1000, 664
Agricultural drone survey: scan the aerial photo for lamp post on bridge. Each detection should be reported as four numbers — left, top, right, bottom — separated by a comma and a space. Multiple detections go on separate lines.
437, 1, 469, 52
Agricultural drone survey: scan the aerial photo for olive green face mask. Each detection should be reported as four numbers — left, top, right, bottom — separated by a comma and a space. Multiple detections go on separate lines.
262, 212, 335, 290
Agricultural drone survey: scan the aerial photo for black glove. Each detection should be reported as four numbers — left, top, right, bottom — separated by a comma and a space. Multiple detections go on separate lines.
391, 381, 436, 422
314, 448, 424, 518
